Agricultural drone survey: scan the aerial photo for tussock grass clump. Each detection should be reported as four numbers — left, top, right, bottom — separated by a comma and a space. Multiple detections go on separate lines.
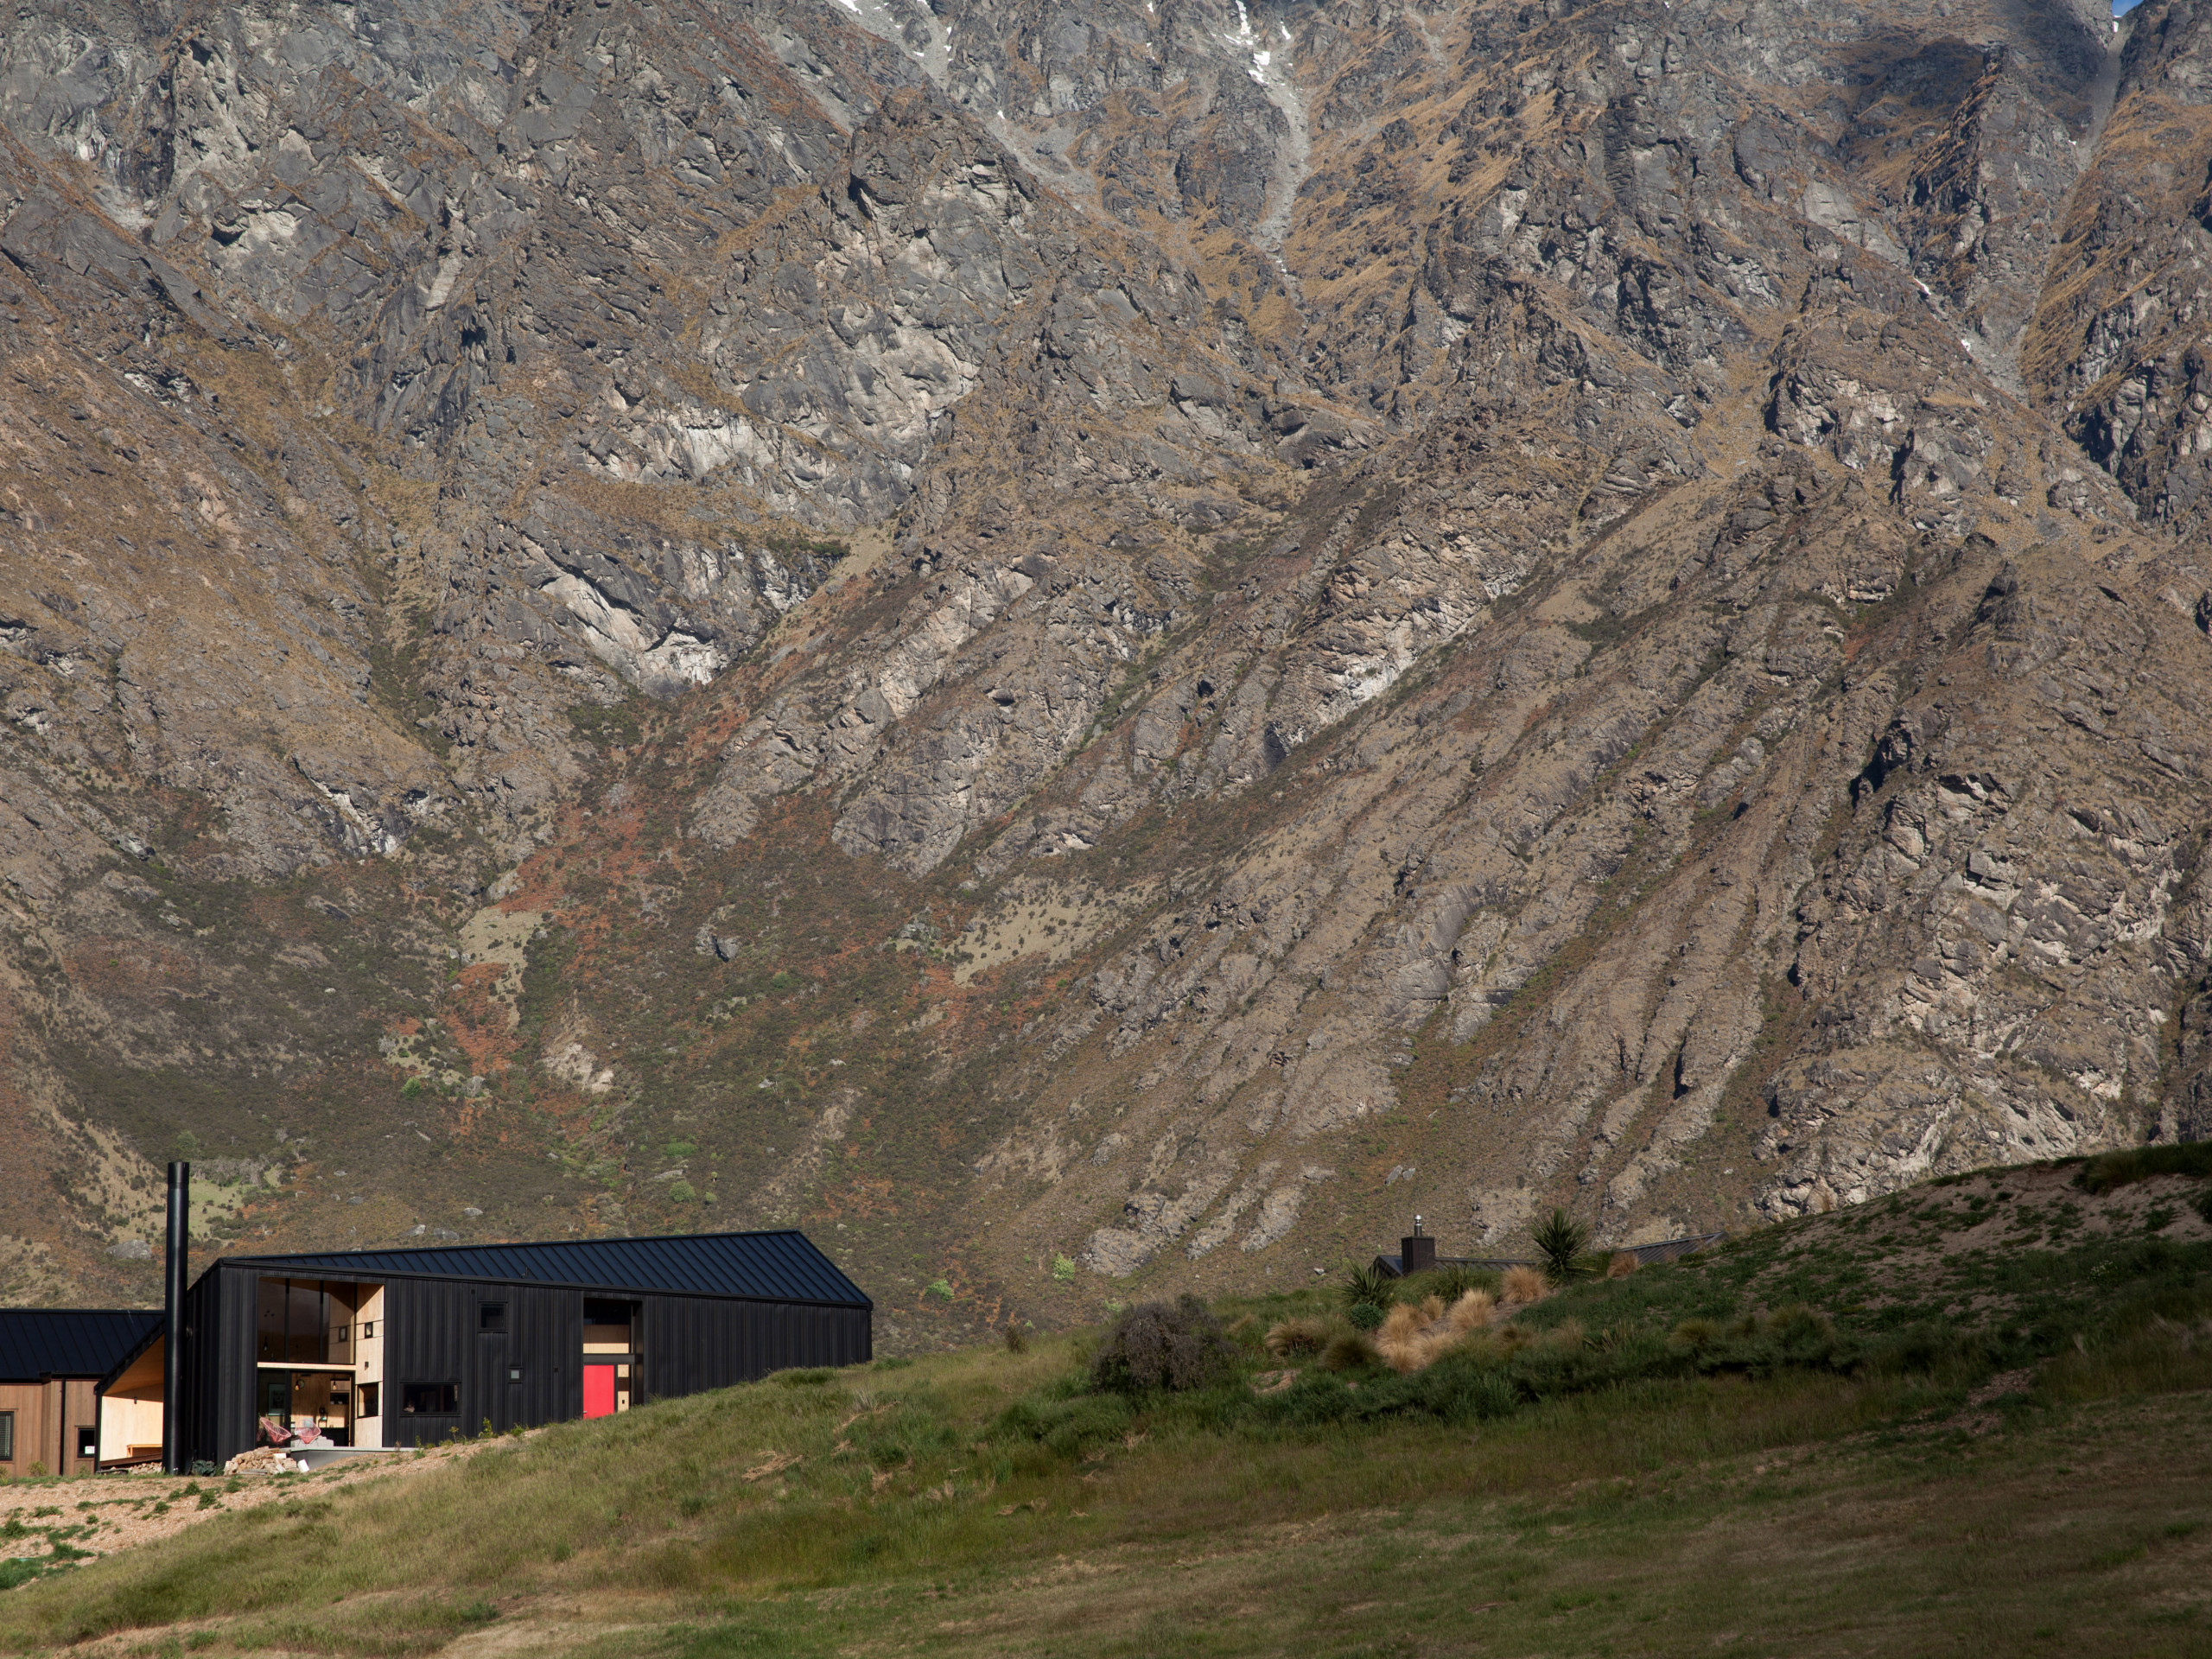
1449, 1289, 1497, 1333
1502, 1265, 1548, 1306
1320, 1332, 1381, 1373
1607, 1252, 1640, 1280
1090, 1295, 1237, 1394
1376, 1304, 1431, 1373
1400, 1264, 1502, 1305
1372, 1291, 1502, 1374
1263, 1317, 1333, 1359
1671, 1317, 1720, 1351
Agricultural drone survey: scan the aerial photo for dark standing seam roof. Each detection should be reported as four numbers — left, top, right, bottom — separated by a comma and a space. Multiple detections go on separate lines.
216, 1229, 871, 1308
0, 1310, 162, 1382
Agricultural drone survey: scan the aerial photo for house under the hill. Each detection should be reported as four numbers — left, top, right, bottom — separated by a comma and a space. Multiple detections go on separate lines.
99, 1228, 871, 1471
0, 1310, 162, 1476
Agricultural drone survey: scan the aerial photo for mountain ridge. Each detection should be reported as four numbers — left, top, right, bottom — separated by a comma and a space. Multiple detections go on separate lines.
1, 0, 2208, 1344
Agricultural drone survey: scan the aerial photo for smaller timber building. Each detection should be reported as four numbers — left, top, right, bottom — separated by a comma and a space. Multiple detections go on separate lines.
100, 1229, 870, 1471
0, 1311, 161, 1476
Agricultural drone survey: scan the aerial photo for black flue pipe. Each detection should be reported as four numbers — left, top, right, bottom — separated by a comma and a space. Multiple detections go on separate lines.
162, 1161, 188, 1475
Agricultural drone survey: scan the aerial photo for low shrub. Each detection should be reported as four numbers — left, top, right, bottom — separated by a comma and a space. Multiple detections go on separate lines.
1347, 1302, 1386, 1332
1090, 1294, 1238, 1394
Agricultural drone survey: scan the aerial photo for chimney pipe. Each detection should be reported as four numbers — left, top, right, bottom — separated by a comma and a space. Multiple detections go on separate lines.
163, 1161, 188, 1476
1400, 1213, 1436, 1276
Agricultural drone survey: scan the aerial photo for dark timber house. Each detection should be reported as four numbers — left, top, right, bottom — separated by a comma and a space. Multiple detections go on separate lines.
0, 1311, 161, 1476
99, 1230, 871, 1471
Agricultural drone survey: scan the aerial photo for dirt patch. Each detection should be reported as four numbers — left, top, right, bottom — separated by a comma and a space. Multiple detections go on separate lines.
0, 1435, 509, 1571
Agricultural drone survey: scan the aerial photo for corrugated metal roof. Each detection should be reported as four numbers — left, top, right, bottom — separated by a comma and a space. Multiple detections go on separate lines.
0, 1309, 162, 1382
219, 1229, 870, 1307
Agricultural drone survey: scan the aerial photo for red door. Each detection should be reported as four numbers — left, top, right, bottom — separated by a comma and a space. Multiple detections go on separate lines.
582, 1366, 616, 1420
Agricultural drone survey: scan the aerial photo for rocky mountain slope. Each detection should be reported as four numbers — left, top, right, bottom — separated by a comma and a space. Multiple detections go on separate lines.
2, 0, 2209, 1339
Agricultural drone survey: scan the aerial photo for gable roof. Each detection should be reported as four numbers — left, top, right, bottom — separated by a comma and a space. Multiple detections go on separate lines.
213, 1229, 871, 1308
0, 1309, 162, 1383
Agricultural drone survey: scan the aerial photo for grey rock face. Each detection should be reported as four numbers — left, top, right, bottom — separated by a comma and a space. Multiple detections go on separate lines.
2, 0, 2210, 1306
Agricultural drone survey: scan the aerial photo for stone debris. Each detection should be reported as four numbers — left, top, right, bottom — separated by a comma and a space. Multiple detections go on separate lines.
223, 1446, 300, 1477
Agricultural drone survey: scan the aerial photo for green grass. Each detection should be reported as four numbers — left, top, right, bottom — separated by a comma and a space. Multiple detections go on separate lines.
4, 1158, 2212, 1656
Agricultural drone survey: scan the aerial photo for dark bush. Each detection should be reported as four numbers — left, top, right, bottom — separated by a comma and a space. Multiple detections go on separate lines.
2076, 1142, 2212, 1192
1089, 1294, 1238, 1394
1347, 1301, 1386, 1331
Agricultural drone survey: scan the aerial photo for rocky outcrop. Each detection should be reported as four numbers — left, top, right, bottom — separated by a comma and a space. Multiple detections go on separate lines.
2, 0, 2209, 1319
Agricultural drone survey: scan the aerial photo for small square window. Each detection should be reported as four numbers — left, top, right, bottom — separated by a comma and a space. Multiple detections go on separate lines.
76, 1426, 97, 1461
507, 1365, 523, 1384
360, 1320, 374, 1339
479, 1302, 505, 1334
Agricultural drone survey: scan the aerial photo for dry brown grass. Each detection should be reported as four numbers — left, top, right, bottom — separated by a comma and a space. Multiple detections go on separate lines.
1447, 1289, 1495, 1333
1374, 1290, 1501, 1374
1607, 1252, 1640, 1280
1502, 1265, 1548, 1305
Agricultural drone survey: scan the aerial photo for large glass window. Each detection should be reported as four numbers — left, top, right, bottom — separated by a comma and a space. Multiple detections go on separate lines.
257, 1279, 356, 1363
287, 1281, 326, 1363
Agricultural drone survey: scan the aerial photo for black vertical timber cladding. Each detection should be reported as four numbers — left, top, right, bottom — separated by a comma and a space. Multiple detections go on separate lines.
638, 1294, 871, 1401
190, 1266, 868, 1456
379, 1279, 591, 1446
178, 1266, 251, 1471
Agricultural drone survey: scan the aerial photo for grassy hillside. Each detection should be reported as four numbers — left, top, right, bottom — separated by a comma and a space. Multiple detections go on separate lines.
3, 1152, 2209, 1657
